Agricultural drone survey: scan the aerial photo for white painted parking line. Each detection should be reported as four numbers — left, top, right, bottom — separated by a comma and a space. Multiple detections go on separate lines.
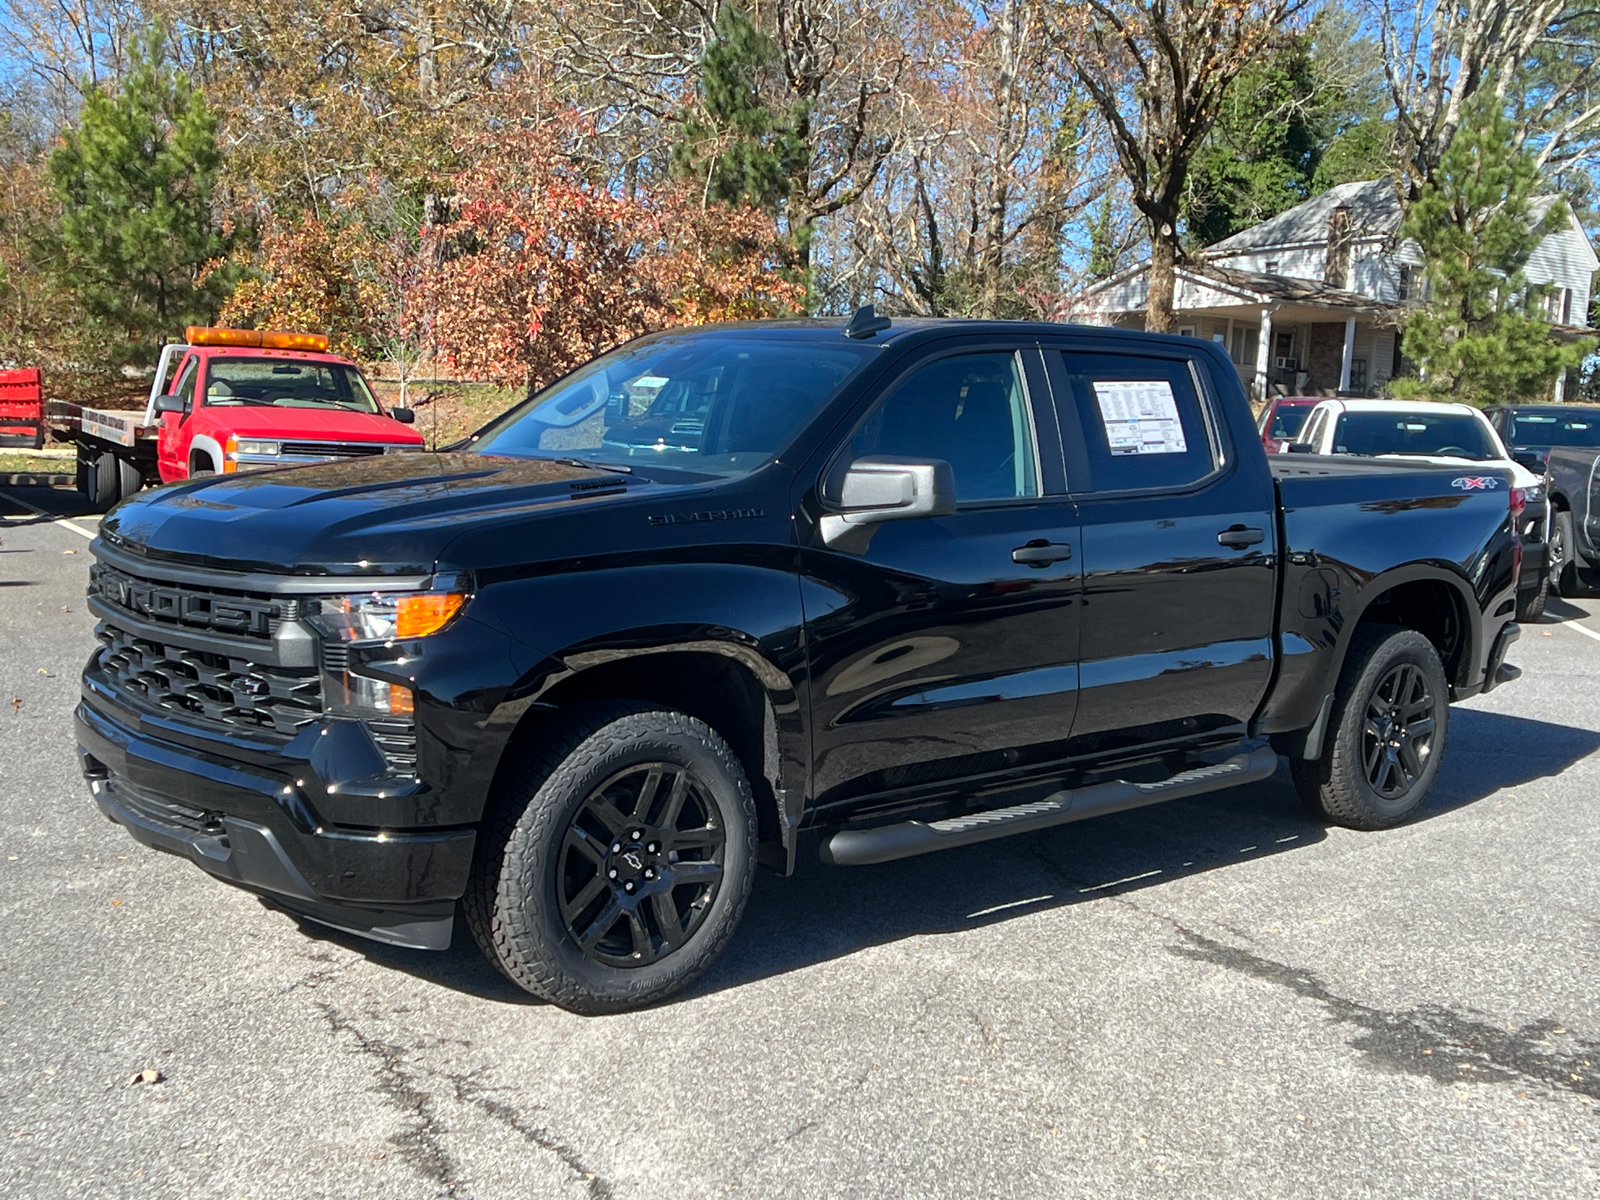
0, 490, 98, 540
1556, 616, 1600, 644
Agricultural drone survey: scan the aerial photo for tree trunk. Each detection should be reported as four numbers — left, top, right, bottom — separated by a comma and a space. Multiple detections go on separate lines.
1146, 227, 1178, 333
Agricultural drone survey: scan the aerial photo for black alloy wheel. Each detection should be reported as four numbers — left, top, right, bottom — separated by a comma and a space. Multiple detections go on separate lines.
558, 763, 727, 967
1291, 625, 1449, 830
465, 702, 758, 1014
1359, 661, 1436, 800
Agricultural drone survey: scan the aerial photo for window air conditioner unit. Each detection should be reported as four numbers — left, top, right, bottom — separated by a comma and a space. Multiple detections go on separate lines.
1274, 357, 1300, 371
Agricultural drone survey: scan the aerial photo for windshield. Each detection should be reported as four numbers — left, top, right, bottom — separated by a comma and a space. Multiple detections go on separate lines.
203, 357, 381, 413
1268, 403, 1314, 439
1506, 410, 1600, 448
471, 333, 875, 480
1332, 410, 1501, 461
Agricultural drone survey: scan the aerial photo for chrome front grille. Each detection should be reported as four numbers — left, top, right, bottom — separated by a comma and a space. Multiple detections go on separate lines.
96, 623, 321, 737
89, 562, 294, 641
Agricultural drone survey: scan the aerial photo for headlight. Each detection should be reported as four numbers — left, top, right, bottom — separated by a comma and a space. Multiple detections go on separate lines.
307, 591, 467, 643
235, 439, 280, 456
311, 590, 468, 722
1524, 485, 1545, 502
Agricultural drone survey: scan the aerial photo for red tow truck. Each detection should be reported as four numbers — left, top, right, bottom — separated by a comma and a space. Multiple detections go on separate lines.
47, 327, 425, 510
0, 367, 44, 449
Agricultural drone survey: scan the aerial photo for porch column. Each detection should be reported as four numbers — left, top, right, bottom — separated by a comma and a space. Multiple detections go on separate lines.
1555, 367, 1567, 402
1254, 308, 1272, 400
1338, 314, 1357, 393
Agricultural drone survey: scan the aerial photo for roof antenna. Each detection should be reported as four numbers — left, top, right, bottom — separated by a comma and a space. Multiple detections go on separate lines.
844, 304, 892, 339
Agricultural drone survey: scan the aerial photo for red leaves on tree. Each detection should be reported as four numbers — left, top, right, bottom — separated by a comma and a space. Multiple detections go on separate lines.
422, 122, 804, 392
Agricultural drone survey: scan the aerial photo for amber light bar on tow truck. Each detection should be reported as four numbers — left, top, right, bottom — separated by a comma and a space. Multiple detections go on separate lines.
184, 326, 330, 352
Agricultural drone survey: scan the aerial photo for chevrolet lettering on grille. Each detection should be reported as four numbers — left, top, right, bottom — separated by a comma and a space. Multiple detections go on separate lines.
95, 567, 283, 638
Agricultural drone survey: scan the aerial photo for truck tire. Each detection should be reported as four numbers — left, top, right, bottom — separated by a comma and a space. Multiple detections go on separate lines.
1517, 565, 1549, 622
1551, 509, 1582, 596
85, 450, 121, 513
1291, 626, 1448, 830
116, 455, 143, 502
464, 702, 759, 1014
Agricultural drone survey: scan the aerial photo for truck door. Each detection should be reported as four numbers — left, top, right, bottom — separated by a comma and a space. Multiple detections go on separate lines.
799, 344, 1083, 817
156, 355, 198, 482
1041, 344, 1277, 757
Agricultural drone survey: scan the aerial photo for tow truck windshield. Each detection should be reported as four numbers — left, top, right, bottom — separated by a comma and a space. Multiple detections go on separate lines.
472, 333, 874, 480
1505, 410, 1600, 447
203, 358, 382, 413
1333, 410, 1500, 461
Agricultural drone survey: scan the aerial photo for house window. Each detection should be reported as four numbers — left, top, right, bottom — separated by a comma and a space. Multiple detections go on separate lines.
1177, 325, 1197, 338
1397, 264, 1415, 302
1264, 260, 1280, 274
1562, 288, 1573, 324
1349, 357, 1368, 391
1231, 326, 1259, 366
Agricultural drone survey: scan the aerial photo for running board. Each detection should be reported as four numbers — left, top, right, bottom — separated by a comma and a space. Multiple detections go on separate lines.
819, 745, 1281, 867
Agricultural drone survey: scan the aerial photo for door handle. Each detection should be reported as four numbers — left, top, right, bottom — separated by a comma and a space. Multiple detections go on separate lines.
1217, 525, 1265, 548
1012, 539, 1073, 567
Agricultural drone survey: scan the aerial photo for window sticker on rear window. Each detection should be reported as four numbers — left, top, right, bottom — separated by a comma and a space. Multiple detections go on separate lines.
1092, 380, 1188, 455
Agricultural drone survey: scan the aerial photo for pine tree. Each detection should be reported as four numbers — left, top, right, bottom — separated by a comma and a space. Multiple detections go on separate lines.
1391, 101, 1593, 407
670, 3, 806, 216
45, 27, 233, 363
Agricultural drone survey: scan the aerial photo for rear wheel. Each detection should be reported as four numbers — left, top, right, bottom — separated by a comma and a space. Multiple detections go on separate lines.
116, 455, 142, 502
464, 703, 758, 1014
1292, 626, 1448, 830
84, 450, 121, 512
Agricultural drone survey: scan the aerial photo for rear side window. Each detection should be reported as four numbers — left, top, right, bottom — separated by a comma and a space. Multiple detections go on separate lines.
1051, 351, 1216, 492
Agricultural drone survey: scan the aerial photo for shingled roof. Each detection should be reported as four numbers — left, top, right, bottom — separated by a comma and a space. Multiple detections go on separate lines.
1205, 180, 1403, 254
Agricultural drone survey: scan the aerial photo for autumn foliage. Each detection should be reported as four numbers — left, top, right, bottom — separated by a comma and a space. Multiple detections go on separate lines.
422, 123, 804, 392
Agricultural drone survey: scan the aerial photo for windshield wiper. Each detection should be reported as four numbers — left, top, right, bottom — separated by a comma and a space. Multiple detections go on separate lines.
551, 456, 633, 476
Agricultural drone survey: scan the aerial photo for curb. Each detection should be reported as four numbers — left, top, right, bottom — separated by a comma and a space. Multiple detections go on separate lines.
0, 472, 74, 487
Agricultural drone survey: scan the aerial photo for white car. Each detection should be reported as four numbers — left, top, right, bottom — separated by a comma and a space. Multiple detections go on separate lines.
1290, 398, 1550, 621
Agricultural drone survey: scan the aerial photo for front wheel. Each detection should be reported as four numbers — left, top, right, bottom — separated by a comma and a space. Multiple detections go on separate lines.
1551, 509, 1579, 596
465, 703, 758, 1014
1292, 626, 1449, 830
1517, 564, 1549, 623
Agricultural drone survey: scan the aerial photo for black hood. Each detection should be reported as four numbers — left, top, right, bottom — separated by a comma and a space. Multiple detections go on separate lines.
101, 452, 660, 575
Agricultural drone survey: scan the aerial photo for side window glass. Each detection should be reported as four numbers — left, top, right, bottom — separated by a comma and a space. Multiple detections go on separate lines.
173, 361, 198, 414
1303, 408, 1327, 448
846, 351, 1038, 503
1054, 351, 1215, 493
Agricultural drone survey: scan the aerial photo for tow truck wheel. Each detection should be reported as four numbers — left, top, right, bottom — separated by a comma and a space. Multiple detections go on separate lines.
116, 455, 142, 502
84, 450, 121, 512
1291, 625, 1448, 831
465, 702, 758, 1014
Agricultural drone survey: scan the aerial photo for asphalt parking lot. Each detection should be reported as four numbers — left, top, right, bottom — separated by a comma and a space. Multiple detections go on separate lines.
2, 483, 1599, 1200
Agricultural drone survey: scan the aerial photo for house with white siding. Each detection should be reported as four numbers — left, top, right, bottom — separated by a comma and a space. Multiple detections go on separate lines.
1069, 178, 1598, 400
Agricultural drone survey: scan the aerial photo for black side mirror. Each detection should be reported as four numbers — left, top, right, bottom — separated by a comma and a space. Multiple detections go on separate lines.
1511, 448, 1541, 468
153, 393, 185, 416
390, 407, 415, 424
1286, 442, 1316, 454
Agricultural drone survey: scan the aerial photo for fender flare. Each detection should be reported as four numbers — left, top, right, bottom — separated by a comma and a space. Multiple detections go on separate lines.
483, 631, 806, 871
187, 433, 224, 474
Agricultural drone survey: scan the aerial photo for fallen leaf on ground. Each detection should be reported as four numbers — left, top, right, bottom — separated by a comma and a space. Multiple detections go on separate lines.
125, 1068, 163, 1087
8, 699, 19, 714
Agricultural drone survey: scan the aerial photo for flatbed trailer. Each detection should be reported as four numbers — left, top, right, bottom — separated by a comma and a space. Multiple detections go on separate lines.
44, 398, 161, 510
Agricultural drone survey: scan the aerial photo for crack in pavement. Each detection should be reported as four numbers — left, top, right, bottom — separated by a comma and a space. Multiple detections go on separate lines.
1169, 927, 1600, 1102
317, 1002, 465, 1195
439, 1069, 615, 1200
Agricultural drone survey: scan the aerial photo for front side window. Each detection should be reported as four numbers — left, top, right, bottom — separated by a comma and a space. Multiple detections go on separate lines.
1269, 402, 1314, 440
203, 357, 381, 414
844, 351, 1038, 503
1054, 351, 1217, 492
172, 360, 198, 414
473, 334, 874, 482
1332, 411, 1500, 460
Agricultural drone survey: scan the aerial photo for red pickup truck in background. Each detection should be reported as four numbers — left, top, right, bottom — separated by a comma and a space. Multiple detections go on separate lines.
47, 327, 425, 510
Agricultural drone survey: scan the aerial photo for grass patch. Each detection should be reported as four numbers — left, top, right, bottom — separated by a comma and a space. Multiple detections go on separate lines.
370, 380, 522, 450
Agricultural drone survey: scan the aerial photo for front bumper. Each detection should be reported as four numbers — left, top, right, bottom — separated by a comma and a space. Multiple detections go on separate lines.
76, 694, 473, 950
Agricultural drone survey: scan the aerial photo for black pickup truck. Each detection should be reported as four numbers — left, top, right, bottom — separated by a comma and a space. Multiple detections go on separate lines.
78, 315, 1524, 1013
1544, 440, 1600, 594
